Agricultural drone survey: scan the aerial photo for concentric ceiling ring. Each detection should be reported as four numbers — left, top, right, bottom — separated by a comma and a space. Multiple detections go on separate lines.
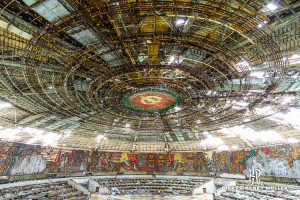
0, 0, 296, 150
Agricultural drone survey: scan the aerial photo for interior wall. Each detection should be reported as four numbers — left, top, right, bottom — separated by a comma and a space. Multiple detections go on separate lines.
0, 141, 299, 178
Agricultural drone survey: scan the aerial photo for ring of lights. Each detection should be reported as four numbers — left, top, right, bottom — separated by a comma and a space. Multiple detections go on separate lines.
124, 88, 180, 112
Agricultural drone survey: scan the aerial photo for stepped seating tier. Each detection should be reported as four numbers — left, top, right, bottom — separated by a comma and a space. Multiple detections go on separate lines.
0, 182, 88, 200
95, 177, 206, 195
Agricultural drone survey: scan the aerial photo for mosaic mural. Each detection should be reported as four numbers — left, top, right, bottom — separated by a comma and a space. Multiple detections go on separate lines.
212, 150, 250, 174
122, 153, 178, 172
212, 144, 300, 178
177, 153, 212, 173
87, 150, 122, 172
0, 141, 90, 176
44, 149, 89, 173
0, 141, 299, 178
0, 142, 47, 176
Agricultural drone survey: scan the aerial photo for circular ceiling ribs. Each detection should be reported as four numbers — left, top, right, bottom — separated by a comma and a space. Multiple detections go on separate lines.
0, 0, 298, 151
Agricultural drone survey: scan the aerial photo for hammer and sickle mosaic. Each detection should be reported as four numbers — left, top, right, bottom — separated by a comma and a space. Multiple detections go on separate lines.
124, 88, 180, 112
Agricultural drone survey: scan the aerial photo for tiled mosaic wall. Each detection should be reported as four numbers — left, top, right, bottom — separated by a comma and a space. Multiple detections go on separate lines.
0, 141, 299, 178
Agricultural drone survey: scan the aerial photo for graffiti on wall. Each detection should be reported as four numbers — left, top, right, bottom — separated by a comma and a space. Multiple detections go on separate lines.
244, 144, 300, 178
0, 141, 299, 178
212, 144, 300, 178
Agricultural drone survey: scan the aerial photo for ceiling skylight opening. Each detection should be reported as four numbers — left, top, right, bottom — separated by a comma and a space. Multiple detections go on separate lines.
201, 136, 224, 147
282, 57, 287, 62
287, 138, 298, 144
272, 108, 300, 130
0, 102, 12, 109
255, 106, 275, 115
218, 145, 229, 151
291, 73, 299, 79
210, 107, 216, 112
240, 128, 283, 143
176, 19, 185, 26
0, 128, 21, 141
168, 56, 175, 64
220, 128, 231, 135
237, 61, 249, 67
206, 90, 213, 95
219, 128, 235, 138
250, 71, 265, 78
0, 126, 68, 146
203, 131, 209, 135
42, 132, 60, 146
227, 126, 284, 144
23, 127, 39, 134
232, 145, 238, 149
174, 106, 181, 111
266, 3, 278, 11
26, 135, 38, 144
22, 0, 37, 6
281, 96, 295, 105
96, 135, 107, 142
243, 118, 251, 122
235, 101, 249, 107
26, 131, 60, 146
291, 54, 300, 59
257, 23, 263, 28
1, 128, 21, 135
260, 130, 283, 142
34, 129, 45, 135
0, 20, 33, 40
63, 130, 72, 138
290, 54, 300, 64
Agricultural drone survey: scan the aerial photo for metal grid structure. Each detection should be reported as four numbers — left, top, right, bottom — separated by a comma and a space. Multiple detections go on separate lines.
0, 0, 299, 151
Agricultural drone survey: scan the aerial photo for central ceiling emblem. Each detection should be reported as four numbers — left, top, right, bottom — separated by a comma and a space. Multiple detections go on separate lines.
124, 88, 180, 112
140, 96, 163, 105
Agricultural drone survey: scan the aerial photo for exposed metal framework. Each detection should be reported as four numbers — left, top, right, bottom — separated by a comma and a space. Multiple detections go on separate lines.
0, 0, 299, 151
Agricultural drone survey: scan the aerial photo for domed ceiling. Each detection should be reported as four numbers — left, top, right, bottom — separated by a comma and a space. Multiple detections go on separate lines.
0, 0, 299, 151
